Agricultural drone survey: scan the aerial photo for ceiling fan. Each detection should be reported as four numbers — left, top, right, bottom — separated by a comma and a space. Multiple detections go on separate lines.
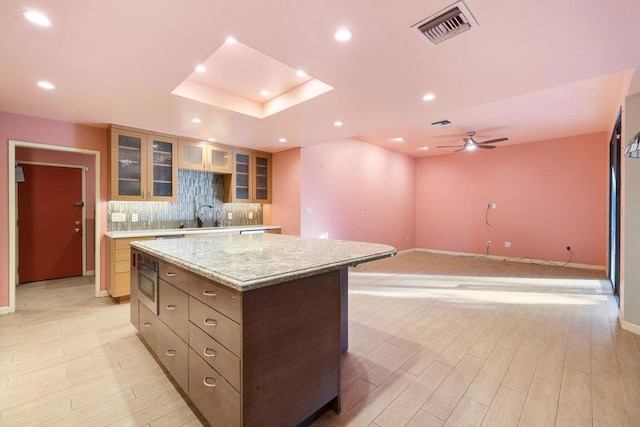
437, 131, 509, 152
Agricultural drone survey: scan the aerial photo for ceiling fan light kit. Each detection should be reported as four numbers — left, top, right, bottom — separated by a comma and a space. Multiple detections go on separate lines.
437, 130, 509, 153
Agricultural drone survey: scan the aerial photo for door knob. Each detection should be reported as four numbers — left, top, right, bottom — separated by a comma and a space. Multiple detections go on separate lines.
75, 220, 80, 225
75, 228, 81, 233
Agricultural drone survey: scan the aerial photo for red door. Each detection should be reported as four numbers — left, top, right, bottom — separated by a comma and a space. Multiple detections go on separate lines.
17, 164, 83, 283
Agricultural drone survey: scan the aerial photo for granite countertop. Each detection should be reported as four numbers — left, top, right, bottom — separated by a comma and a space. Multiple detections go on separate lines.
105, 225, 281, 239
130, 233, 396, 291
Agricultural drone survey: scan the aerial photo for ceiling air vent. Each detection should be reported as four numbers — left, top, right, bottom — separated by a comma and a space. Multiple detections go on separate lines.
431, 119, 453, 127
412, 1, 478, 45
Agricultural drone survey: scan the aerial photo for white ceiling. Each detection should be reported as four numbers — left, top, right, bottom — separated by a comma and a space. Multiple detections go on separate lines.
1, 0, 639, 157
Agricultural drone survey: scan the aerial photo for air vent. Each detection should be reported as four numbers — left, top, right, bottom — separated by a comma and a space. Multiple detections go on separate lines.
431, 119, 453, 127
412, 1, 478, 45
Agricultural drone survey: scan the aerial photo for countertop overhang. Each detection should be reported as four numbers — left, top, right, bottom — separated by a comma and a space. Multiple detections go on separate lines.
130, 233, 396, 291
106, 225, 281, 239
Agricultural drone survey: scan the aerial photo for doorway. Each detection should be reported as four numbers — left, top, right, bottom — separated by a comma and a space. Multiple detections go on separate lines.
608, 110, 622, 300
17, 163, 85, 283
7, 140, 102, 313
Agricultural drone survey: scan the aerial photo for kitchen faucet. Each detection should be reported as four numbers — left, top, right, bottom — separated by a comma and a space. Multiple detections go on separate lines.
196, 204, 214, 228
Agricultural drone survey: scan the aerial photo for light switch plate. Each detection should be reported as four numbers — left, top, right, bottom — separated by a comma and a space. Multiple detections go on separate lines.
112, 212, 126, 222
248, 212, 254, 219
131, 213, 139, 222
227, 212, 233, 220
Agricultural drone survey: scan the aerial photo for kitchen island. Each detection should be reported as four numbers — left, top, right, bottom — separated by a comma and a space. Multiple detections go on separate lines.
130, 233, 395, 426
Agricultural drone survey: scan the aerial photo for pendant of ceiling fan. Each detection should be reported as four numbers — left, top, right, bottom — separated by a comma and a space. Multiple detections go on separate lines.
437, 131, 509, 152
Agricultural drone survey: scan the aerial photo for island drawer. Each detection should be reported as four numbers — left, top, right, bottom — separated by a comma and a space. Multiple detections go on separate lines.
189, 322, 240, 391
139, 303, 160, 351
155, 320, 189, 393
159, 281, 189, 341
159, 261, 189, 293
189, 275, 241, 323
189, 297, 241, 355
189, 348, 240, 427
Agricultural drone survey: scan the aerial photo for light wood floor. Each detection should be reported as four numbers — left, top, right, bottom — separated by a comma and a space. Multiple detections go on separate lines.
1, 251, 639, 426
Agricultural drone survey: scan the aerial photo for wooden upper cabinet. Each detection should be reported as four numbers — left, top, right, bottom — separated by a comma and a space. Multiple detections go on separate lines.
178, 140, 232, 174
108, 127, 177, 201
232, 149, 272, 203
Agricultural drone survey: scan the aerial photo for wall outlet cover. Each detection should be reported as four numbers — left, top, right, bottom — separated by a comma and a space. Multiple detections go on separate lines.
227, 212, 233, 220
131, 213, 139, 222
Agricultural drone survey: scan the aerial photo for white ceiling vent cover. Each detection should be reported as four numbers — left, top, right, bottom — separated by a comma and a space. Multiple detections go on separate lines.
412, 1, 478, 45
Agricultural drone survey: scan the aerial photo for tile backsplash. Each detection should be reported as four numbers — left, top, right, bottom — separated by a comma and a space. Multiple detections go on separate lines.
107, 169, 263, 231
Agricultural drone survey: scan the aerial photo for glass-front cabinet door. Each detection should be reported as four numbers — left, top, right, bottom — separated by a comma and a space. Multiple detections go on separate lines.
110, 129, 147, 200
208, 145, 232, 174
253, 153, 271, 203
233, 150, 251, 202
178, 140, 206, 171
148, 135, 177, 201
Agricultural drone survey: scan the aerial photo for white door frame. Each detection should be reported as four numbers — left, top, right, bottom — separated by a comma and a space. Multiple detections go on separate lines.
8, 140, 102, 313
17, 161, 88, 276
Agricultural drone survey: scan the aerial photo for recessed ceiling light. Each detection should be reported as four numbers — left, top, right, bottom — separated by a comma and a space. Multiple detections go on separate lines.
334, 29, 352, 42
225, 36, 237, 44
191, 118, 202, 124
422, 93, 436, 102
296, 70, 307, 77
260, 90, 270, 97
23, 10, 51, 27
37, 81, 55, 90
279, 138, 287, 143
418, 146, 429, 151
465, 144, 477, 151
208, 137, 216, 142
195, 64, 206, 73
391, 137, 405, 143
334, 121, 344, 127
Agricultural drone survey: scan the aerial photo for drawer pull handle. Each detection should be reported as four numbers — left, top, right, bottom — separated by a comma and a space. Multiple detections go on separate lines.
203, 377, 217, 388
166, 304, 176, 310
203, 347, 216, 358
166, 272, 176, 277
165, 349, 176, 357
203, 290, 217, 297
143, 322, 152, 328
203, 319, 217, 327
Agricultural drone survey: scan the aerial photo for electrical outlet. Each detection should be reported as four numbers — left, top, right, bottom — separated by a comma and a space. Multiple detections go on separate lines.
505, 241, 511, 248
112, 212, 126, 222
487, 240, 492, 247
227, 212, 233, 220
248, 212, 254, 219
305, 207, 314, 215
487, 203, 497, 209
131, 213, 139, 222
566, 246, 571, 251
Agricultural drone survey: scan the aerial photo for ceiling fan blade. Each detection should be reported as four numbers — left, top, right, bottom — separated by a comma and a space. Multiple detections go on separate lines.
437, 145, 464, 148
454, 147, 466, 152
477, 137, 508, 145
476, 145, 496, 149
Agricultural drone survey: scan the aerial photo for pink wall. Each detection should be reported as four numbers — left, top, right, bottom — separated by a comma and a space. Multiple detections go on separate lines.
0, 112, 108, 307
15, 148, 97, 271
271, 148, 302, 235
416, 132, 609, 266
300, 138, 416, 251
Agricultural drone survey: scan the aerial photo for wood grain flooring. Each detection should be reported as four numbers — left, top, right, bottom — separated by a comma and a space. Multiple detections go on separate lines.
1, 251, 639, 426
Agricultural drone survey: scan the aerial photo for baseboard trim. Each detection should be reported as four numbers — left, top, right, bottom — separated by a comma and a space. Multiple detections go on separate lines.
619, 310, 640, 335
414, 248, 606, 271
99, 290, 110, 297
85, 270, 96, 276
0, 306, 10, 315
